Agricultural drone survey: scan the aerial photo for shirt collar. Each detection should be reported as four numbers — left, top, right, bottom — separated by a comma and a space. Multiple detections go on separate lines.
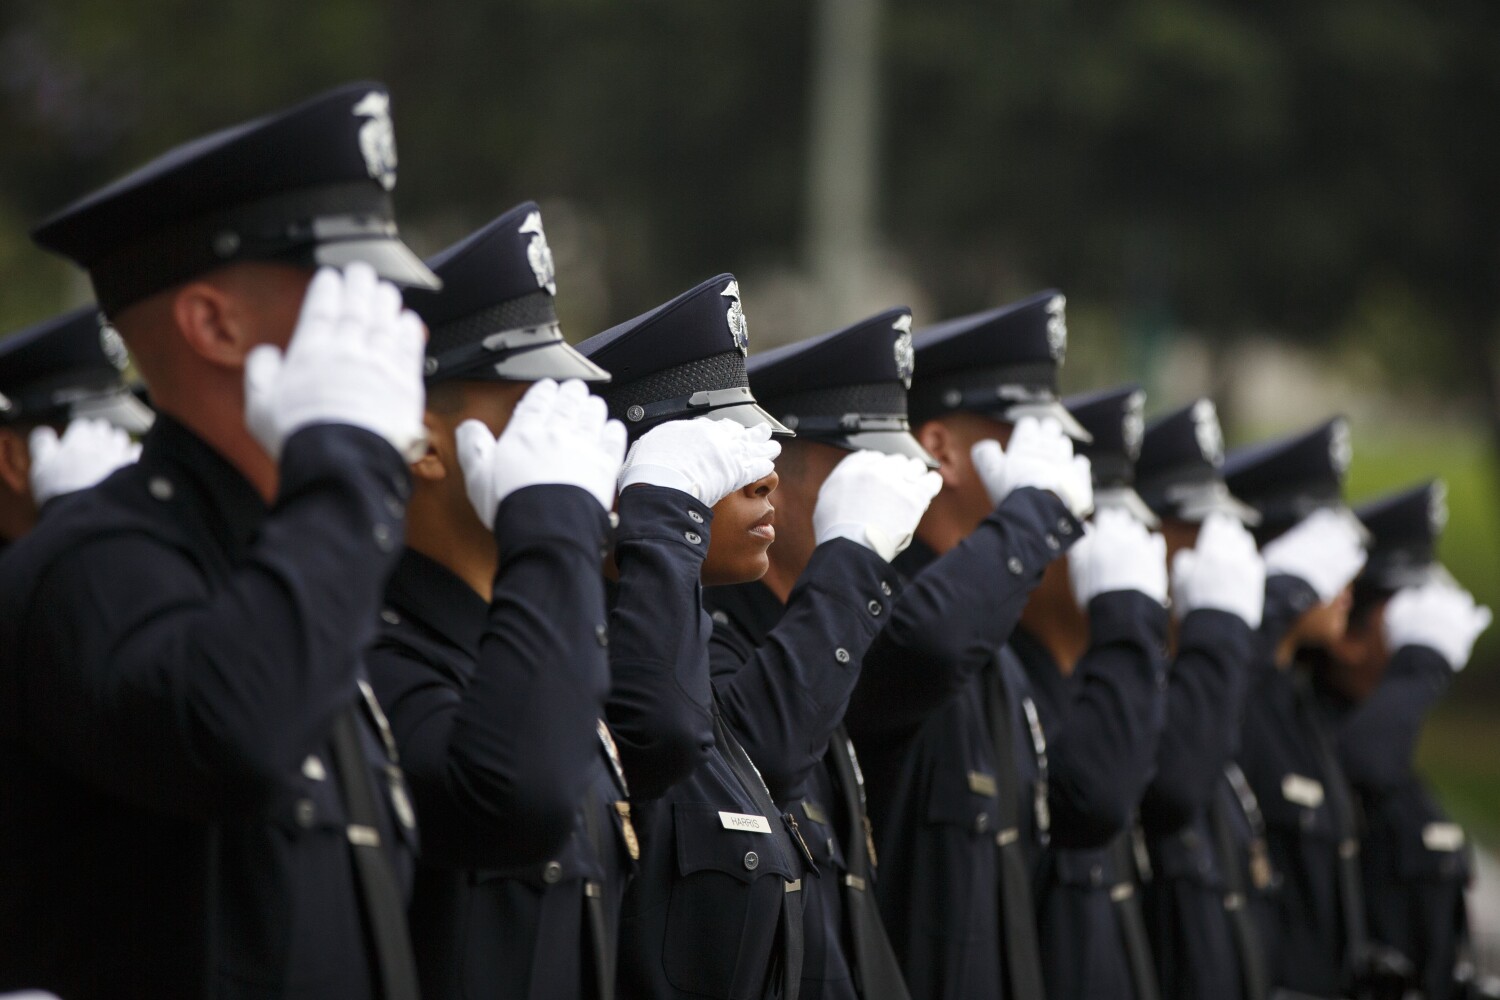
140, 414, 266, 556
384, 547, 488, 655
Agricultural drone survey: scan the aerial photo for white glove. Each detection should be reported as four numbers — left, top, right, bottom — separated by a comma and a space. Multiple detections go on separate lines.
813, 450, 942, 561
454, 378, 628, 528
1261, 507, 1368, 603
617, 417, 780, 505
1069, 506, 1169, 606
1384, 578, 1492, 671
970, 415, 1094, 519
28, 418, 141, 505
245, 263, 427, 463
1171, 512, 1266, 628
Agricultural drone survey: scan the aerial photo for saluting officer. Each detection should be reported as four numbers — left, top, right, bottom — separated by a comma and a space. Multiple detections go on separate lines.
705, 306, 944, 1000
1132, 399, 1272, 1000
0, 83, 434, 1000
579, 275, 819, 1000
850, 292, 1095, 1000
362, 202, 637, 1000
1322, 482, 1490, 1000
1017, 383, 1171, 1000
1224, 419, 1372, 997
0, 308, 151, 543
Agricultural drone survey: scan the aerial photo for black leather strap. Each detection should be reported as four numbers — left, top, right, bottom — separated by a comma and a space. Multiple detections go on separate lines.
1107, 831, 1163, 1000
713, 700, 804, 1000
981, 661, 1048, 1000
329, 708, 421, 1000
827, 725, 911, 1000
1210, 773, 1271, 1000
581, 787, 615, 1000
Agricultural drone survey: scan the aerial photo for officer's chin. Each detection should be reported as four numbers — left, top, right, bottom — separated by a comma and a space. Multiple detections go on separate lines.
701, 541, 772, 587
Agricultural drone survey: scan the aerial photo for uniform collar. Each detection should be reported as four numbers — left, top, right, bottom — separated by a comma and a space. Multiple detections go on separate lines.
140, 414, 266, 556
704, 578, 786, 647
384, 547, 488, 655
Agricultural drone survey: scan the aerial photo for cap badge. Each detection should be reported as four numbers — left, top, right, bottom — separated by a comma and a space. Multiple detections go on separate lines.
722, 280, 749, 356
518, 211, 557, 296
98, 315, 130, 372
1045, 294, 1068, 363
1123, 390, 1146, 461
353, 91, 398, 192
1329, 418, 1352, 476
1191, 399, 1224, 467
893, 314, 915, 388
1429, 481, 1449, 535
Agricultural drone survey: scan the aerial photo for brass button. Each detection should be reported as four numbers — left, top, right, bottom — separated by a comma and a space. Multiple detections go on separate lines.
880, 581, 892, 595
595, 624, 609, 647
743, 851, 760, 871
688, 510, 705, 523
148, 476, 174, 501
295, 798, 316, 828
1007, 557, 1024, 575
867, 600, 882, 616
1045, 534, 1060, 550
834, 648, 851, 664
543, 861, 563, 884
684, 531, 702, 545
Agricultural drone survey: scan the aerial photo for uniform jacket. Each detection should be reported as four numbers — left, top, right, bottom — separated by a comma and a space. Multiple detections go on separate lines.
365, 483, 626, 1000
0, 416, 415, 1000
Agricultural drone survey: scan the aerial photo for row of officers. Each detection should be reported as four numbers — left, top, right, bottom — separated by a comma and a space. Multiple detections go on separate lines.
0, 81, 1494, 1000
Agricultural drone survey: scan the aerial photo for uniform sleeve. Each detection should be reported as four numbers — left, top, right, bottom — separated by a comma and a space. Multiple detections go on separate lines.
845, 488, 1078, 742
368, 485, 612, 869
605, 485, 717, 800
1333, 644, 1451, 794
1139, 609, 1257, 835
1259, 573, 1320, 658
711, 537, 893, 803
1047, 589, 1170, 847
12, 425, 408, 820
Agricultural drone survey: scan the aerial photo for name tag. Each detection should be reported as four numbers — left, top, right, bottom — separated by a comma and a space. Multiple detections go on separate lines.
1422, 822, 1465, 852
967, 771, 998, 798
719, 811, 772, 834
1281, 774, 1324, 809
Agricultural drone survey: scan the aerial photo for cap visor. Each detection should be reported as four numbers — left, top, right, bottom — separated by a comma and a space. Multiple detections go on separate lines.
705, 401, 795, 437
1095, 487, 1161, 529
1004, 400, 1094, 443
1170, 482, 1263, 527
820, 429, 939, 469
314, 238, 442, 291
70, 388, 156, 435
443, 341, 611, 384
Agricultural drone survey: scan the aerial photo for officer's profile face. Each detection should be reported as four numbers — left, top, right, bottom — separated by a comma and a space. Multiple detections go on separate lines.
702, 443, 779, 586
415, 378, 531, 525
1325, 598, 1391, 701
915, 412, 1013, 534
1291, 584, 1354, 652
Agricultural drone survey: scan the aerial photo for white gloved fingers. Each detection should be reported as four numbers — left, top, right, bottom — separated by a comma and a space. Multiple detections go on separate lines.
600, 419, 628, 467
454, 419, 496, 477
970, 438, 1007, 504
27, 425, 61, 466
294, 267, 345, 335
512, 378, 561, 427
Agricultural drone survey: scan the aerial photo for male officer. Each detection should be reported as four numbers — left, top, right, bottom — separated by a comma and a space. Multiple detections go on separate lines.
1322, 482, 1490, 1000
846, 292, 1106, 1000
704, 306, 947, 1000
0, 83, 436, 1000
0, 307, 151, 543
1132, 398, 1272, 1000
1009, 383, 1171, 1000
1225, 418, 1373, 997
362, 202, 639, 1000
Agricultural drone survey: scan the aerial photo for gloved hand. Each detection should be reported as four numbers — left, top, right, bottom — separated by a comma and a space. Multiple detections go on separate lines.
1261, 507, 1368, 603
617, 417, 780, 505
970, 415, 1094, 519
813, 450, 942, 561
245, 262, 427, 463
1069, 506, 1169, 607
28, 418, 141, 505
455, 378, 628, 528
1384, 577, 1492, 671
1171, 512, 1267, 628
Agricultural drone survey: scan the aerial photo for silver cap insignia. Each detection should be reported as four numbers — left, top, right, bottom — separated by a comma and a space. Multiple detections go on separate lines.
98, 315, 130, 372
518, 211, 557, 296
353, 91, 398, 192
1192, 399, 1225, 467
1123, 390, 1146, 462
893, 314, 915, 388
722, 280, 749, 356
1045, 294, 1068, 363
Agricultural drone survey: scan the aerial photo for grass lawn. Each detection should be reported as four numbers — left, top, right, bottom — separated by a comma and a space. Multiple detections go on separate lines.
1417, 706, 1500, 850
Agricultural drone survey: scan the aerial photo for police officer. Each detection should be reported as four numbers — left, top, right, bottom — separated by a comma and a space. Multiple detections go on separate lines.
1132, 398, 1272, 1000
1322, 481, 1490, 1000
0, 83, 435, 999
705, 306, 945, 1000
579, 274, 822, 1000
362, 202, 638, 1000
1015, 383, 1171, 1000
1225, 418, 1373, 997
848, 291, 1096, 1000
0, 307, 151, 543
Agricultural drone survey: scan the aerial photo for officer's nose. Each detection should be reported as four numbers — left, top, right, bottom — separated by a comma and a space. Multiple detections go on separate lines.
746, 469, 778, 497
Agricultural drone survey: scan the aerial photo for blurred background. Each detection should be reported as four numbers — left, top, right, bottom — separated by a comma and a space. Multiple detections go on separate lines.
2, 0, 1498, 931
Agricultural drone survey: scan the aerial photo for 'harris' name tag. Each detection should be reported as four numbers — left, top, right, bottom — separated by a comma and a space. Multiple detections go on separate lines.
719, 811, 772, 834
1422, 822, 1465, 852
1281, 774, 1324, 809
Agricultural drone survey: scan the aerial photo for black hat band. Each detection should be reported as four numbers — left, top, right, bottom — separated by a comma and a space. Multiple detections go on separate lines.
424, 292, 562, 381
600, 350, 748, 423
0, 373, 125, 426
908, 362, 1059, 421
90, 182, 396, 314
765, 381, 908, 425
1087, 452, 1136, 489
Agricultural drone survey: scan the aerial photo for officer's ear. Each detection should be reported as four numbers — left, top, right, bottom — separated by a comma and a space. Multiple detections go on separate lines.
409, 410, 448, 483
171, 280, 253, 370
915, 418, 963, 488
0, 427, 30, 495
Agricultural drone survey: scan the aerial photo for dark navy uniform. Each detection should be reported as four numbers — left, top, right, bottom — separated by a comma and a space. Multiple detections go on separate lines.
366, 204, 628, 1000
703, 307, 936, 1000
0, 82, 434, 1000
848, 295, 1093, 1000
1226, 419, 1367, 997
581, 275, 814, 1000
1133, 399, 1267, 1000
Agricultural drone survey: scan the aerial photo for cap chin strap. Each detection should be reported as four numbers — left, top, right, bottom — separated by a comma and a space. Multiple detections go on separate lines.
424, 322, 565, 379
621, 385, 758, 425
